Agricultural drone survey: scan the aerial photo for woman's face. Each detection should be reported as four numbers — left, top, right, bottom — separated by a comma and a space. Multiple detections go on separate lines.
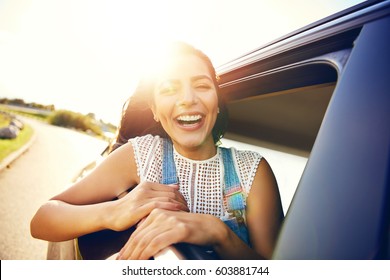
151, 54, 219, 159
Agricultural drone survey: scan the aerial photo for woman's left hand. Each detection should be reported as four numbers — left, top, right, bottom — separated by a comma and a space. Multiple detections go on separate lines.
116, 209, 223, 260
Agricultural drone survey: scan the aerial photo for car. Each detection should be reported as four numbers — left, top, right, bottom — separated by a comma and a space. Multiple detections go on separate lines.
217, 0, 390, 259
48, 0, 390, 260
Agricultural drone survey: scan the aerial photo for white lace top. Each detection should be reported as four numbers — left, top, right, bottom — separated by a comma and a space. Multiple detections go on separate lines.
129, 134, 262, 219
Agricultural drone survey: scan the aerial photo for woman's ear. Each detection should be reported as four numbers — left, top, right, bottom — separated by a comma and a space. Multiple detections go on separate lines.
150, 106, 159, 122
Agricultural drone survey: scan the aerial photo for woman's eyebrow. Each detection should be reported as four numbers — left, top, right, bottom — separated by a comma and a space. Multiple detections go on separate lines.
156, 79, 180, 88
191, 75, 213, 82
157, 75, 212, 87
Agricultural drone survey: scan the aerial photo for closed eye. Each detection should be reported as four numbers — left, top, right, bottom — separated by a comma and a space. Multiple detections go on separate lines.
158, 81, 179, 95
159, 86, 177, 95
195, 83, 212, 90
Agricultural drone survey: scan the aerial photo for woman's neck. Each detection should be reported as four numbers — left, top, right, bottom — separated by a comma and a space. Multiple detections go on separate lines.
172, 140, 217, 161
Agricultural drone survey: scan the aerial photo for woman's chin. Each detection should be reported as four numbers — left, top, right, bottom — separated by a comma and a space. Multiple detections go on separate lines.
172, 134, 215, 157
174, 139, 203, 150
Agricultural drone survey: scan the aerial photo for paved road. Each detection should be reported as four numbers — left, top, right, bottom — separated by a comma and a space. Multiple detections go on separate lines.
0, 118, 108, 260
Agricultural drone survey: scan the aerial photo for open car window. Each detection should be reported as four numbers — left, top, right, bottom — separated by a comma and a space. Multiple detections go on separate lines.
220, 65, 339, 213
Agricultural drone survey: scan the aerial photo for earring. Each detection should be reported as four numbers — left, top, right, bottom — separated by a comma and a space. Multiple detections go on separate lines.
217, 107, 220, 114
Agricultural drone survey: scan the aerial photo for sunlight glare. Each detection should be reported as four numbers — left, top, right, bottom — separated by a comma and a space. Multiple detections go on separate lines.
0, 0, 366, 124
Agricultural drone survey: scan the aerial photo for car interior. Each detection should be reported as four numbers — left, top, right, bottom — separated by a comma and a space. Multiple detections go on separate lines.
225, 83, 335, 157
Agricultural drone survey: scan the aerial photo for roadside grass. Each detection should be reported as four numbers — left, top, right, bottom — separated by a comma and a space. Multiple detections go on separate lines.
0, 123, 34, 163
0, 113, 10, 127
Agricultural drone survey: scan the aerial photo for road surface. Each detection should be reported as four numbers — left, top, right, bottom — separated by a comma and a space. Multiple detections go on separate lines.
0, 118, 108, 260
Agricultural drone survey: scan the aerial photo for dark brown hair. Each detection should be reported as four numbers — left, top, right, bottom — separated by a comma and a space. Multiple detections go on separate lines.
110, 42, 228, 152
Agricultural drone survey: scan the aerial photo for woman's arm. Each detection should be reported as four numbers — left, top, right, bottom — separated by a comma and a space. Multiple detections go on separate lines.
211, 157, 284, 259
116, 209, 260, 260
30, 142, 188, 242
116, 157, 283, 260
30, 143, 138, 241
246, 158, 284, 259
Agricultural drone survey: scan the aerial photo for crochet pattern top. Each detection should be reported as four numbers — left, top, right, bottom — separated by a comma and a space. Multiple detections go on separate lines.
129, 134, 262, 218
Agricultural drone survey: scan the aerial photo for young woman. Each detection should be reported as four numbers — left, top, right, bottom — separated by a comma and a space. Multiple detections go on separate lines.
30, 42, 284, 260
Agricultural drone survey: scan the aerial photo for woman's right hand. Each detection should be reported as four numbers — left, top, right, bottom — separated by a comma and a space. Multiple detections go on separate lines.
107, 181, 189, 232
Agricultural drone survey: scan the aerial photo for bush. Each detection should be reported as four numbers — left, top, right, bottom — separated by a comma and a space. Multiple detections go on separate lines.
48, 110, 102, 136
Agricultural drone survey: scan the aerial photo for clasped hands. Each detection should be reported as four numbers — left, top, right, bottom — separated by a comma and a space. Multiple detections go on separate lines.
107, 181, 220, 260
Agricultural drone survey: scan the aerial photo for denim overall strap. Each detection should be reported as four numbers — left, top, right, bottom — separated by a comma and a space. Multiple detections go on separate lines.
160, 139, 250, 246
161, 138, 178, 185
220, 148, 245, 211
220, 147, 250, 246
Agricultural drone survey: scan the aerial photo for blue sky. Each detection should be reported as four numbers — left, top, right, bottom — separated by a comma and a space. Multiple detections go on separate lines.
0, 0, 364, 124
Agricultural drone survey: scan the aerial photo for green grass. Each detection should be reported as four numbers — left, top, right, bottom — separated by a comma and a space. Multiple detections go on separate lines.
0, 113, 10, 127
0, 123, 34, 162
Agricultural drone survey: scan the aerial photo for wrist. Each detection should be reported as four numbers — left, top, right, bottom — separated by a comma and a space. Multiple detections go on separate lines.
210, 217, 231, 248
98, 200, 117, 230
210, 217, 251, 259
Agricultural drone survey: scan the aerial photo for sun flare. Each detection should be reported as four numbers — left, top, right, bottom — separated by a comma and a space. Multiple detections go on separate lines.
0, 0, 365, 124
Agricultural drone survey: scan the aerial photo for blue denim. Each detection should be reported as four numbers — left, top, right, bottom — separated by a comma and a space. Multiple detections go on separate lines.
161, 138, 250, 246
220, 148, 250, 246
161, 138, 179, 185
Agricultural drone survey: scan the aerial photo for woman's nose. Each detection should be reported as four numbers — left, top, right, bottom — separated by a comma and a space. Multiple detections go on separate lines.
176, 85, 198, 107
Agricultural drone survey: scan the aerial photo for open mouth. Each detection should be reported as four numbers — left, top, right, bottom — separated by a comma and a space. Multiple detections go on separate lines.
176, 114, 203, 126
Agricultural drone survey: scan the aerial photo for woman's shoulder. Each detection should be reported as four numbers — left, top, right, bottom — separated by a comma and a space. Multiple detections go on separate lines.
128, 134, 166, 160
220, 146, 263, 193
231, 147, 263, 175
126, 135, 165, 182
221, 146, 263, 162
128, 134, 163, 147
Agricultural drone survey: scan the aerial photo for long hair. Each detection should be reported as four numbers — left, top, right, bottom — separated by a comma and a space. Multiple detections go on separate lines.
110, 42, 228, 152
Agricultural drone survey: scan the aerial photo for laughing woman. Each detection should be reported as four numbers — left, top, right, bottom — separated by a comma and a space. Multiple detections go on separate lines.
30, 42, 284, 260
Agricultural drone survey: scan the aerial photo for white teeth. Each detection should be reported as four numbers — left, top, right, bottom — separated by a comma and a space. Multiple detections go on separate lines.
177, 115, 202, 122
